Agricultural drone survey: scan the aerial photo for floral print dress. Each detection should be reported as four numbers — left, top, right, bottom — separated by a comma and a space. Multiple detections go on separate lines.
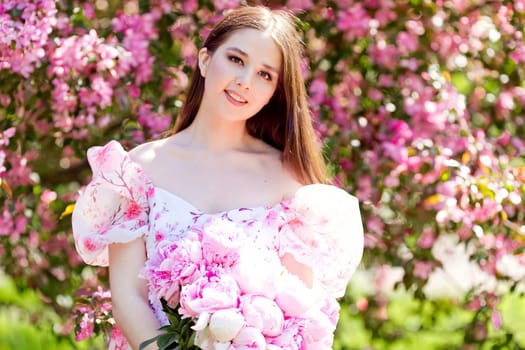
72, 140, 364, 349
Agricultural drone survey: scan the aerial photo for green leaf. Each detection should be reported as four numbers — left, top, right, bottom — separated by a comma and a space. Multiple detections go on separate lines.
157, 333, 179, 350
509, 157, 525, 167
139, 0, 150, 13
139, 334, 161, 350
451, 72, 472, 95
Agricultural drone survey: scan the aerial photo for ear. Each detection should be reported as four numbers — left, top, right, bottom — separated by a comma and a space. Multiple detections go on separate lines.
198, 48, 211, 77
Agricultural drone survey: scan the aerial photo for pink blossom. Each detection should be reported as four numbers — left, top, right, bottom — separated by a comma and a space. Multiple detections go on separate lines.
382, 142, 408, 164
75, 313, 94, 341
47, 29, 137, 135
396, 31, 419, 54
0, 127, 15, 146
182, 0, 198, 14
336, 4, 371, 41
406, 19, 425, 35
449, 0, 471, 12
12, 213, 27, 236
491, 310, 502, 330
496, 91, 515, 111
0, 204, 14, 236
387, 120, 413, 143
83, 3, 95, 20
515, 0, 525, 12
375, 265, 404, 294
374, 5, 397, 26
0, 0, 57, 76
356, 175, 373, 202
378, 74, 393, 87
417, 227, 436, 249
111, 12, 159, 84
137, 104, 172, 137
413, 261, 433, 279
109, 326, 129, 349
286, 0, 314, 11
400, 58, 420, 71
355, 297, 369, 312
367, 40, 400, 69
212, 0, 241, 11
308, 77, 328, 105
0, 93, 10, 107
91, 76, 113, 108
368, 88, 383, 101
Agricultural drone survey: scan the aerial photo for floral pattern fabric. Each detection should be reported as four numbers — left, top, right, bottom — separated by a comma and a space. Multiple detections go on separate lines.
72, 140, 364, 349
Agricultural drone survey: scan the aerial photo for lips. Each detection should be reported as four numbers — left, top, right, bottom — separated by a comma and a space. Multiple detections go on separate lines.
225, 90, 247, 106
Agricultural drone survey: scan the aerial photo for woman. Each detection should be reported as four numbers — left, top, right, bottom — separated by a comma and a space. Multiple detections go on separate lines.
72, 5, 364, 349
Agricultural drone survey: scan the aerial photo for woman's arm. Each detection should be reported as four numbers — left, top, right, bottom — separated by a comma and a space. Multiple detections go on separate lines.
109, 238, 162, 350
281, 252, 314, 288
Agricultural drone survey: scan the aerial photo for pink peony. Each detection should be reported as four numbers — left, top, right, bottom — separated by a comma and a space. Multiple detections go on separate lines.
275, 272, 319, 317
232, 326, 267, 349
267, 317, 305, 349
140, 233, 203, 306
179, 272, 241, 318
241, 295, 284, 337
200, 217, 243, 267
230, 244, 282, 298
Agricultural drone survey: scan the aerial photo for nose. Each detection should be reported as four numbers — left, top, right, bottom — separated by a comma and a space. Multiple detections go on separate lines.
235, 70, 252, 90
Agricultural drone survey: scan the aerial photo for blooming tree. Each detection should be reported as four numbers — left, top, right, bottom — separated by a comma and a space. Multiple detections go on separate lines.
0, 0, 524, 348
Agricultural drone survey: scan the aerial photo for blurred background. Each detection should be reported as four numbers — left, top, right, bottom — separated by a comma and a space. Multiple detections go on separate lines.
0, 0, 524, 349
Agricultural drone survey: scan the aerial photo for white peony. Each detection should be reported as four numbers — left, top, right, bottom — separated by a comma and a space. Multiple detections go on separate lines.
208, 309, 244, 342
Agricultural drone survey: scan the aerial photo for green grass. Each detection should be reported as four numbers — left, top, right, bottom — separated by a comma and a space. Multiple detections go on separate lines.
0, 273, 104, 350
335, 288, 525, 350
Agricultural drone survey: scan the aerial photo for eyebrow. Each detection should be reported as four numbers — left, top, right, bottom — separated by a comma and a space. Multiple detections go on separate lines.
226, 47, 279, 74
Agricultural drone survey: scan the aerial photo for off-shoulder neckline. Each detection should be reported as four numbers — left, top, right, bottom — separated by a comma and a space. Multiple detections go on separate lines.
153, 186, 288, 216
100, 140, 336, 216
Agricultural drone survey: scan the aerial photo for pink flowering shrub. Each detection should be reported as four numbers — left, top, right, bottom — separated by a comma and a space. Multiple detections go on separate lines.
0, 0, 57, 77
0, 0, 524, 349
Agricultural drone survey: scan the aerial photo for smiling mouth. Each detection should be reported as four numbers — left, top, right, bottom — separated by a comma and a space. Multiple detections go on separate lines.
225, 90, 247, 105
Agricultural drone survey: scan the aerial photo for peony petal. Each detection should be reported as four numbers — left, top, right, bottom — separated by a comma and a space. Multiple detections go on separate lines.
209, 309, 244, 342
192, 312, 210, 331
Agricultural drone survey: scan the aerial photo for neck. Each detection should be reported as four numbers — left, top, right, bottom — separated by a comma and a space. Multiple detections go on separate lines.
178, 113, 254, 152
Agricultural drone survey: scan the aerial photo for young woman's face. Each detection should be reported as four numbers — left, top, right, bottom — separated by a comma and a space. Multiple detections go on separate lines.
198, 28, 282, 122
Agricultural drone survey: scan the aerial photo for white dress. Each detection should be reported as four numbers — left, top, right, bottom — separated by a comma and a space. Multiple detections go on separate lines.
72, 140, 364, 349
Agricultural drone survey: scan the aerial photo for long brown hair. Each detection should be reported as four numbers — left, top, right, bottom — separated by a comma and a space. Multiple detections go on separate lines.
170, 6, 329, 184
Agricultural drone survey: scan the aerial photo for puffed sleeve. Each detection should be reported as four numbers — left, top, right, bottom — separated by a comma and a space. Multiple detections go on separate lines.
278, 184, 364, 298
72, 140, 154, 266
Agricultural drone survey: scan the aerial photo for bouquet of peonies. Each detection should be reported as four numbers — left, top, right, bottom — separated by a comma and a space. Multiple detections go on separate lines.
139, 216, 339, 349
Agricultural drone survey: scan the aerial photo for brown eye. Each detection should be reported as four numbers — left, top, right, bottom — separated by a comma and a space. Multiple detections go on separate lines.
228, 55, 243, 65
259, 71, 272, 81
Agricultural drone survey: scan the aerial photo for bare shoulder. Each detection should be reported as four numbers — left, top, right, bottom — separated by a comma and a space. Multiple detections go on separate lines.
128, 138, 170, 166
243, 140, 304, 200
256, 147, 304, 199
279, 167, 305, 199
